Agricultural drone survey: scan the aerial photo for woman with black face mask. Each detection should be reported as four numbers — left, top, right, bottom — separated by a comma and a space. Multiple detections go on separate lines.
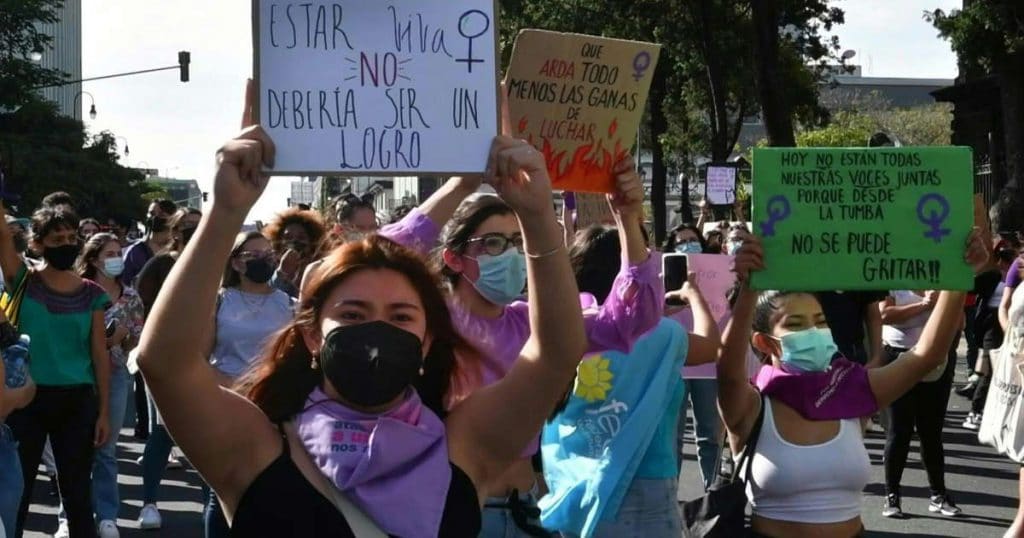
0, 204, 112, 538
199, 230, 293, 536
138, 85, 586, 537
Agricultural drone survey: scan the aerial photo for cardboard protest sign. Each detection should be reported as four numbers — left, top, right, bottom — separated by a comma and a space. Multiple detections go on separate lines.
254, 0, 499, 175
750, 147, 974, 291
574, 192, 614, 229
706, 166, 737, 205
681, 253, 736, 379
506, 30, 660, 193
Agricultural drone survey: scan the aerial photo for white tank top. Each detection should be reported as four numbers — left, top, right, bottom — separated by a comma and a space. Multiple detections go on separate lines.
743, 398, 871, 524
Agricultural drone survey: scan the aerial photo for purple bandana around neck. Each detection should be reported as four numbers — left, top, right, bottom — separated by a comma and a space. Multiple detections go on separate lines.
752, 357, 879, 420
296, 387, 451, 538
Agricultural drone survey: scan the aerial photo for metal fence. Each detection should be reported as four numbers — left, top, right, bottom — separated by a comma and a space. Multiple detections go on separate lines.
975, 162, 998, 210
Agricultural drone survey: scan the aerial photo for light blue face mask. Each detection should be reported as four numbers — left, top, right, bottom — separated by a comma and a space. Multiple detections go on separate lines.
467, 248, 527, 306
775, 327, 839, 373
675, 241, 702, 254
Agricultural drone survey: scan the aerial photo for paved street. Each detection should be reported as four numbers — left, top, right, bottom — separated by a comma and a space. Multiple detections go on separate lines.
20, 352, 1022, 537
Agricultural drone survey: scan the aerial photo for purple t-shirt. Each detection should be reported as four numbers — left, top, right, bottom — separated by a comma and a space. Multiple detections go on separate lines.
381, 208, 663, 454
1007, 258, 1022, 288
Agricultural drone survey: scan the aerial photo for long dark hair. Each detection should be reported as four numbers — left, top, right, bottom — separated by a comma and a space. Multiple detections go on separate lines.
437, 194, 514, 285
569, 225, 621, 304
222, 231, 269, 288
235, 235, 481, 421
76, 233, 121, 280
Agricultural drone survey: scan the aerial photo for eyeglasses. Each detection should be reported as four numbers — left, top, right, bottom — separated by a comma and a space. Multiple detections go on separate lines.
466, 233, 524, 257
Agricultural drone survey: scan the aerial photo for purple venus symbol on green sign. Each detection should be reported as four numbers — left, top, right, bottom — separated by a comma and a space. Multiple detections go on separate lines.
759, 195, 791, 237
917, 193, 951, 243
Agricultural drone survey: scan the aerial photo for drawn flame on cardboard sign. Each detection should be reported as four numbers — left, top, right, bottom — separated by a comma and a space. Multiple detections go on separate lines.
538, 137, 626, 193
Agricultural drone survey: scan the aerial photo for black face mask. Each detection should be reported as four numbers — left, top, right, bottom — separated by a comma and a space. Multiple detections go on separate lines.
179, 226, 197, 248
320, 321, 423, 407
43, 244, 80, 271
243, 258, 275, 284
147, 216, 169, 234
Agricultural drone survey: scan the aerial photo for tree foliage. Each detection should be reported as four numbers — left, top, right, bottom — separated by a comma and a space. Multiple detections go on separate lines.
0, 99, 155, 222
498, 0, 846, 238
927, 0, 1024, 197
0, 0, 68, 109
796, 103, 952, 148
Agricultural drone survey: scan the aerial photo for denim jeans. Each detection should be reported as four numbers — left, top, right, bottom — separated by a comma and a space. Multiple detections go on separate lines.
57, 365, 131, 524
0, 424, 22, 538
141, 387, 174, 505
587, 478, 681, 538
204, 485, 230, 538
677, 378, 721, 490
94, 365, 130, 521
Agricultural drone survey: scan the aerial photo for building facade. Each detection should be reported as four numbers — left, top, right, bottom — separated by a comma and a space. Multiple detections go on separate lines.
36, 0, 83, 118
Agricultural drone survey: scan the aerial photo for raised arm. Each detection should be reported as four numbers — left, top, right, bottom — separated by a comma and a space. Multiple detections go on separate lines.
137, 85, 282, 512
0, 204, 26, 290
869, 231, 990, 408
447, 137, 587, 488
582, 157, 663, 353
864, 298, 885, 368
377, 176, 479, 256
678, 275, 720, 366
718, 233, 763, 452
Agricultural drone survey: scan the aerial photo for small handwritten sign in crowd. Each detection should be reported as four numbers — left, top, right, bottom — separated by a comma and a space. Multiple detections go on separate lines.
751, 147, 974, 291
506, 30, 660, 193
254, 0, 499, 174
705, 166, 736, 205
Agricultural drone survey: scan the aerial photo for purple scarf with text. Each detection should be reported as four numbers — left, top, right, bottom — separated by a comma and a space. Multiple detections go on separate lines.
753, 357, 879, 420
295, 388, 450, 538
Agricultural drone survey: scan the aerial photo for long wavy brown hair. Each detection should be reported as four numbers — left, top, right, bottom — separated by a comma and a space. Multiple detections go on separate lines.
235, 235, 481, 422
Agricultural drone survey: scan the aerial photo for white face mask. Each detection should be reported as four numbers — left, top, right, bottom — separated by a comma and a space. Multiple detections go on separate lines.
102, 257, 125, 278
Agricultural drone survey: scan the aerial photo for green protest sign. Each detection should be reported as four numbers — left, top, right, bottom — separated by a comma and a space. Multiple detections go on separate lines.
750, 147, 974, 291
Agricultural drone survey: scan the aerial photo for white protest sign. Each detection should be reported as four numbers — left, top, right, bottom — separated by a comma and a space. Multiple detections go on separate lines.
706, 165, 736, 205
680, 253, 736, 379
254, 1, 499, 175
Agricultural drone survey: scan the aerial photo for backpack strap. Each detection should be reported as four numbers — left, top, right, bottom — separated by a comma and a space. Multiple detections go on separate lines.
731, 393, 767, 484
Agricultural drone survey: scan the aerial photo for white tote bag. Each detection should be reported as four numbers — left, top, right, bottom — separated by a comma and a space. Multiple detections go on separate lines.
978, 284, 1024, 463
978, 345, 1024, 463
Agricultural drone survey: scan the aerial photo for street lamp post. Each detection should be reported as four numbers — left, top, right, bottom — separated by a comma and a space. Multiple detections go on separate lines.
115, 136, 130, 157
72, 91, 97, 120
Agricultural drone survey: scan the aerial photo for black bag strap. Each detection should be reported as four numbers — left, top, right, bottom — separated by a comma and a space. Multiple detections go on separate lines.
730, 393, 767, 485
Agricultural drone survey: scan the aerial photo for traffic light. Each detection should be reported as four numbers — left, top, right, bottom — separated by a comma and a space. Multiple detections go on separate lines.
178, 51, 191, 82
202, 192, 208, 202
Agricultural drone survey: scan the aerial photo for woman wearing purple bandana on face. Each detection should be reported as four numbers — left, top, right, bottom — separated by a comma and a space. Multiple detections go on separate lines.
136, 83, 586, 538
719, 230, 990, 538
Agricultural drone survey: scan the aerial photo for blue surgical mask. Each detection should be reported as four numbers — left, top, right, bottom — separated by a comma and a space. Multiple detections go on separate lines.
675, 241, 702, 254
726, 240, 742, 256
775, 327, 839, 373
468, 248, 527, 306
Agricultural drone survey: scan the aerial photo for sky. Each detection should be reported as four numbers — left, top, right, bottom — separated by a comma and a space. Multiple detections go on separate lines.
79, 0, 962, 223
